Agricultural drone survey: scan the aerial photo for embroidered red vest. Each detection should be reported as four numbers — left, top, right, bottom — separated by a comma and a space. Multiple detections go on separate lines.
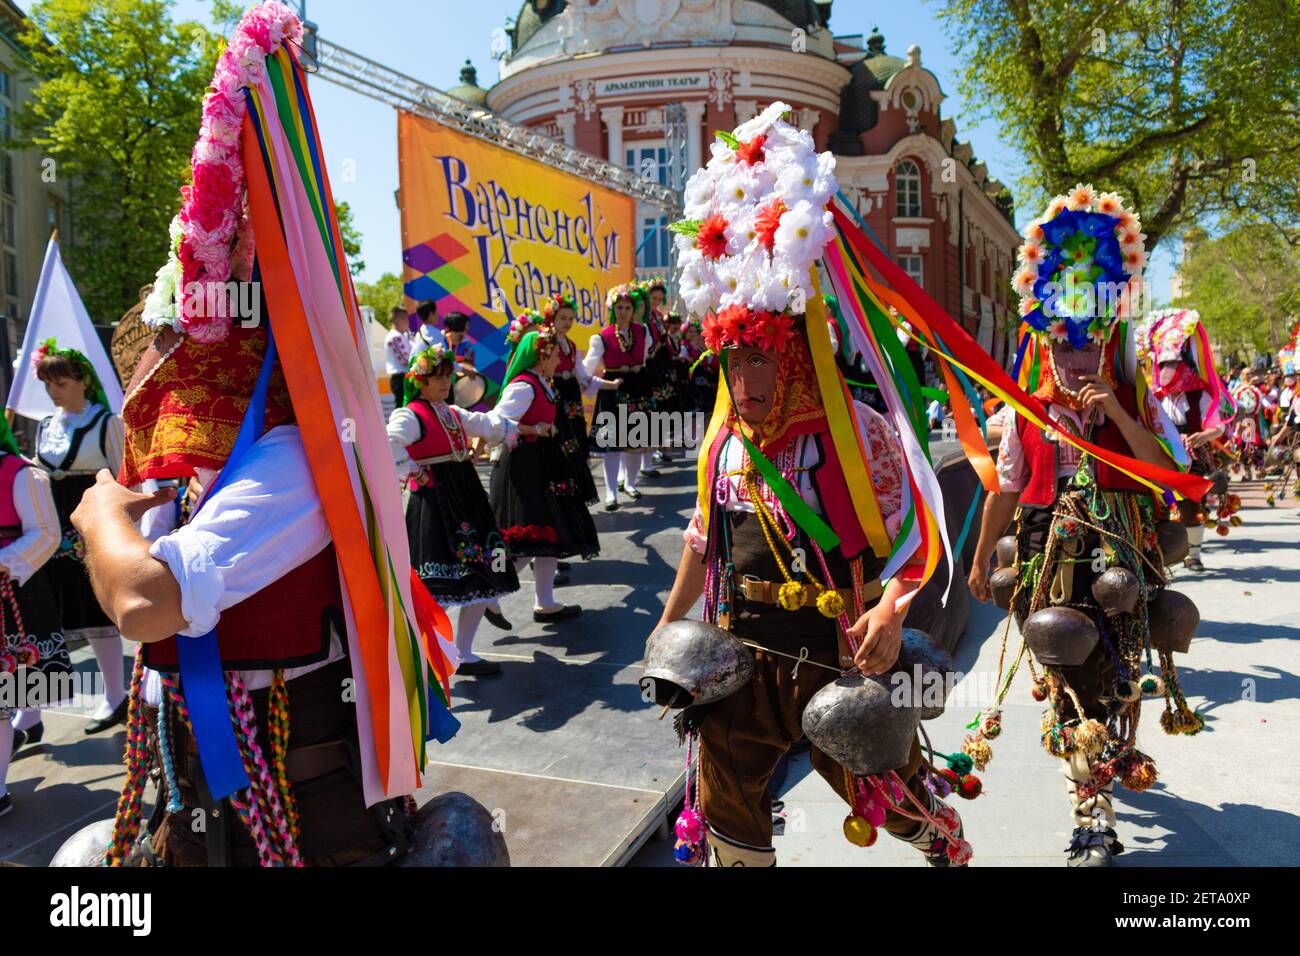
514, 370, 557, 434
1016, 383, 1148, 507
143, 545, 342, 672
600, 324, 646, 368
555, 340, 577, 377
405, 399, 464, 460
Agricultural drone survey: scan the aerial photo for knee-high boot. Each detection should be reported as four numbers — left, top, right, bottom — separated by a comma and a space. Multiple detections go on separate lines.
1063, 750, 1123, 867
707, 827, 776, 867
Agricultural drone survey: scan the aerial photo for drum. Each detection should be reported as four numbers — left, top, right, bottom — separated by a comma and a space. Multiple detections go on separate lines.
452, 371, 488, 408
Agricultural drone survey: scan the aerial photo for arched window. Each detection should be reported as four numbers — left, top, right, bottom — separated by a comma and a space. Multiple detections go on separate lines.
895, 159, 922, 218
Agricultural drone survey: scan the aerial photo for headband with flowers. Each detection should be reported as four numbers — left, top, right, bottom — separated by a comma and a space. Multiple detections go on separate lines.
671, 101, 837, 323
140, 2, 302, 342
1137, 308, 1201, 365
541, 293, 577, 320
506, 310, 547, 346
1012, 184, 1146, 348
405, 344, 453, 379
33, 338, 110, 409
700, 306, 797, 354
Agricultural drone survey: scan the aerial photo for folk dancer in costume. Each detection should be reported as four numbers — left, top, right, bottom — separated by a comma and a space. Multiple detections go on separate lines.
1265, 346, 1300, 505
0, 414, 70, 816
31, 339, 128, 737
72, 4, 458, 866
542, 293, 622, 506
655, 106, 973, 868
645, 277, 680, 469
383, 305, 417, 407
968, 186, 1207, 867
490, 321, 601, 623
387, 344, 521, 677
1137, 309, 1238, 570
1230, 369, 1267, 480
682, 318, 719, 413
585, 285, 654, 510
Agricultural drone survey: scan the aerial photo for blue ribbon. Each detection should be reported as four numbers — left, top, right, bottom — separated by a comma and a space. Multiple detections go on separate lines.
175, 324, 279, 801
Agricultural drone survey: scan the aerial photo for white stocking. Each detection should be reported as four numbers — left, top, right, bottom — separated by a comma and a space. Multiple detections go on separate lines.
602, 454, 621, 501
88, 632, 127, 716
532, 557, 558, 610
11, 708, 41, 732
1187, 523, 1205, 558
621, 452, 641, 492
456, 604, 488, 663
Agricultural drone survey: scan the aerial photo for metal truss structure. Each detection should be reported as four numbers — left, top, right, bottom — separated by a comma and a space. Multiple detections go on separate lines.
309, 37, 683, 217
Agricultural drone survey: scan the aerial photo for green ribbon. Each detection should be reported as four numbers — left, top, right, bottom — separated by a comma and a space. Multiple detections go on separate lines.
736, 431, 841, 553
845, 378, 948, 404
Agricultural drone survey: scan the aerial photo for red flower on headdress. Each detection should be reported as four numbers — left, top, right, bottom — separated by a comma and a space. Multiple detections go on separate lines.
753, 198, 786, 252
735, 135, 766, 166
697, 213, 731, 260
716, 304, 748, 346
701, 313, 726, 353
750, 311, 795, 352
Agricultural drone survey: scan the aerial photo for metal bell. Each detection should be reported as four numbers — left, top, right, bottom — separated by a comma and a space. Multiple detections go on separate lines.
49, 819, 117, 867
990, 566, 1018, 609
1022, 606, 1100, 666
1091, 566, 1140, 617
995, 535, 1018, 569
802, 672, 919, 777
396, 792, 511, 867
880, 628, 954, 720
1155, 520, 1189, 565
641, 618, 755, 708
1147, 590, 1199, 654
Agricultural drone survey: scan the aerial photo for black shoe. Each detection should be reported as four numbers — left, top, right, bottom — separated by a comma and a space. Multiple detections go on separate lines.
625, 487, 643, 500
1183, 557, 1205, 572
0, 793, 12, 818
484, 607, 513, 631
604, 498, 620, 512
652, 452, 668, 465
640, 468, 662, 479
83, 697, 130, 735
456, 659, 503, 677
533, 604, 582, 623
13, 721, 44, 751
1066, 826, 1124, 867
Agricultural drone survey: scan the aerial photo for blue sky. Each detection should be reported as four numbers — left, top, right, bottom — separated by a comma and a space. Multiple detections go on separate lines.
169, 0, 1177, 299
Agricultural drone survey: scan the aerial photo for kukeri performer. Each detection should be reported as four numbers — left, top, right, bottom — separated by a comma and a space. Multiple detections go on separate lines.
968, 185, 1208, 867
541, 293, 622, 506
69, 4, 459, 866
31, 339, 128, 736
490, 320, 600, 623
0, 413, 70, 816
1137, 309, 1238, 569
387, 344, 521, 677
585, 285, 654, 510
1229, 369, 1267, 481
653, 106, 973, 868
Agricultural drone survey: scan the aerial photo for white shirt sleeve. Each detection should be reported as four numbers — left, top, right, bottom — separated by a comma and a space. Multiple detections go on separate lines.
0, 467, 61, 585
995, 408, 1026, 492
494, 381, 537, 424
582, 334, 606, 378
387, 406, 422, 478
147, 426, 331, 638
457, 406, 518, 445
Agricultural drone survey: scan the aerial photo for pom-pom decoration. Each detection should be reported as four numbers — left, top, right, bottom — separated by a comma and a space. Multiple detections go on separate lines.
815, 588, 844, 619
1074, 718, 1109, 758
1139, 673, 1165, 697
777, 580, 808, 611
842, 814, 878, 847
961, 734, 992, 771
1120, 751, 1158, 791
957, 774, 982, 799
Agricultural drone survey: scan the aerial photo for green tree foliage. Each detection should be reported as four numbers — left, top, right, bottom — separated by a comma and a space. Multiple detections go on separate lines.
12, 0, 221, 322
937, 0, 1300, 250
335, 200, 365, 276
1173, 223, 1300, 356
354, 272, 404, 327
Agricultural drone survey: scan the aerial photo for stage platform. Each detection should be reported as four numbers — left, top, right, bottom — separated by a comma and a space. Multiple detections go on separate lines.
410, 457, 699, 866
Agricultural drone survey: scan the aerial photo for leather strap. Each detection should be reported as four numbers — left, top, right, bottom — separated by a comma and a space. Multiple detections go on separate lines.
736, 574, 881, 607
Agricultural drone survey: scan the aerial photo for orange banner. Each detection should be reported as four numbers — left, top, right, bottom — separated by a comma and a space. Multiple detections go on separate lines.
397, 111, 636, 387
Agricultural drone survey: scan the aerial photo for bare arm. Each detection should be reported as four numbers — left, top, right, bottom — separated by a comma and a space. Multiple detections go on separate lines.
657, 540, 708, 629
72, 471, 184, 643
969, 490, 1020, 602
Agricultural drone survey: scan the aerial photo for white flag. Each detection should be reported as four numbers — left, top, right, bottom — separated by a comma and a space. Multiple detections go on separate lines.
7, 239, 124, 421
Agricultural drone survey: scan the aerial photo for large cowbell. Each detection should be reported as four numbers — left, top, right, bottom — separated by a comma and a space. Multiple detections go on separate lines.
889, 628, 955, 721
641, 619, 756, 708
802, 673, 919, 777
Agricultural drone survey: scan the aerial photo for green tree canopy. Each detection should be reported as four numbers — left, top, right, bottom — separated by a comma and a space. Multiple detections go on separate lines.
1173, 223, 1300, 358
354, 272, 404, 328
937, 0, 1300, 250
12, 0, 222, 322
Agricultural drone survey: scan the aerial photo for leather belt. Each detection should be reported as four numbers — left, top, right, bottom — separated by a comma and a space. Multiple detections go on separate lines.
734, 574, 882, 607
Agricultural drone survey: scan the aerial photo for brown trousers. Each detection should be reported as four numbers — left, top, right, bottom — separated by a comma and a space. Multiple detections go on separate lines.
698, 633, 925, 850
145, 659, 398, 867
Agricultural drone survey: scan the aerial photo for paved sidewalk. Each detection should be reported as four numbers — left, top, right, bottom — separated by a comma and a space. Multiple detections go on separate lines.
635, 478, 1300, 866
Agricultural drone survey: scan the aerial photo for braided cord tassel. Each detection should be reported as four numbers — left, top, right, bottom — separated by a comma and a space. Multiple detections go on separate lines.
228, 672, 303, 866
222, 675, 283, 867
155, 693, 185, 813
104, 646, 154, 866
267, 670, 301, 843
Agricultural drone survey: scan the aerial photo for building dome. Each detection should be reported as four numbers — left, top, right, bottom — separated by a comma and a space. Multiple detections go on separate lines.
447, 60, 489, 107
861, 28, 906, 86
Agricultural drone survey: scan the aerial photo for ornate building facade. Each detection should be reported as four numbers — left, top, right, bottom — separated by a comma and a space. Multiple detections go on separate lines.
474, 0, 1021, 361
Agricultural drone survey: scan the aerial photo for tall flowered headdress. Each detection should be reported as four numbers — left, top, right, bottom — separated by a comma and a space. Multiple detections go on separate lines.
33, 338, 110, 409
1011, 185, 1145, 348
1279, 344, 1295, 377
1136, 308, 1234, 427
105, 4, 457, 868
